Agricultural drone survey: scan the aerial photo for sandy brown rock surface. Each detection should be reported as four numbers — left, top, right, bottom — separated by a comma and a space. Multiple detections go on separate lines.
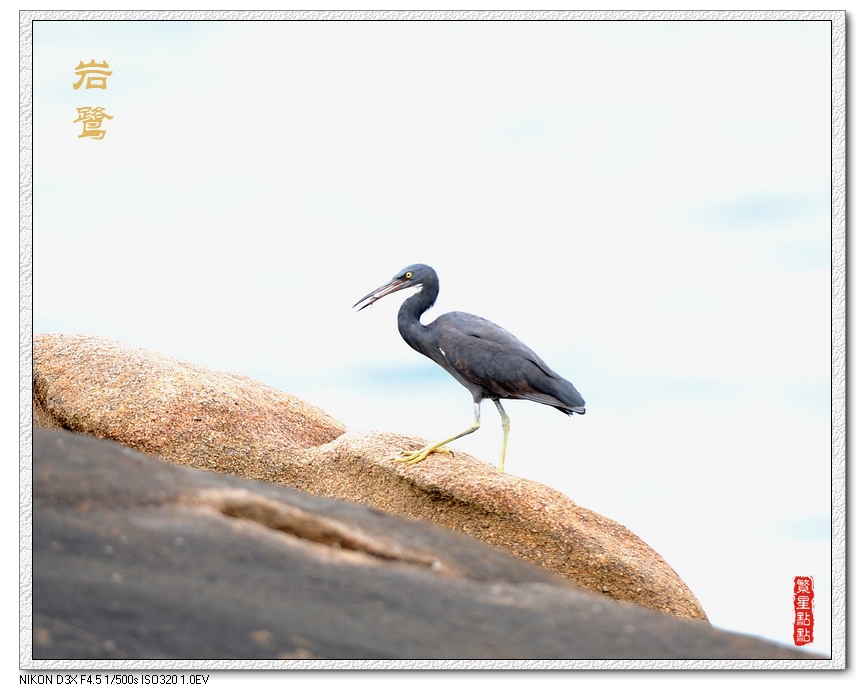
33, 333, 345, 475
33, 333, 706, 621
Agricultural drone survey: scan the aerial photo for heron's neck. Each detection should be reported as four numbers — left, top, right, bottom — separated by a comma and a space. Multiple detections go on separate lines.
397, 281, 438, 345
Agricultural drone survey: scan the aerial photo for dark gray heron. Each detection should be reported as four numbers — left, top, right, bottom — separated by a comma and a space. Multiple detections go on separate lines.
353, 264, 585, 471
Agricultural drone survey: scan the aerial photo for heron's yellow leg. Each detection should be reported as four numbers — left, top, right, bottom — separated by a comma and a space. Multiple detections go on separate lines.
393, 402, 481, 466
494, 399, 510, 472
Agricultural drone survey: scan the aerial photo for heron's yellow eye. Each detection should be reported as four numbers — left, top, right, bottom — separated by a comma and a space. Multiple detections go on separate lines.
405, 271, 413, 279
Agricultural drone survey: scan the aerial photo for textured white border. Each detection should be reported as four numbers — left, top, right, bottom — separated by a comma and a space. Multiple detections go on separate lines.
19, 9, 846, 671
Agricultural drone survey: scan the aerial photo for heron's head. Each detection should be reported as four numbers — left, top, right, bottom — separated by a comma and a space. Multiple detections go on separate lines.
353, 264, 437, 311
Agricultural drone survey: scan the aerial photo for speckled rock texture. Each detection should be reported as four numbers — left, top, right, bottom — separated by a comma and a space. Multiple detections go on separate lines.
33, 428, 823, 661
34, 333, 705, 622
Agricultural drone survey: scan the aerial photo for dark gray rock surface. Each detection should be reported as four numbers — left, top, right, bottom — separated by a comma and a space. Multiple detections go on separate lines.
32, 428, 821, 660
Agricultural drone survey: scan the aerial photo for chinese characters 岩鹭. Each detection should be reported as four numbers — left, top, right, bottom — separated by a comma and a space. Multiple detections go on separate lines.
74, 60, 113, 140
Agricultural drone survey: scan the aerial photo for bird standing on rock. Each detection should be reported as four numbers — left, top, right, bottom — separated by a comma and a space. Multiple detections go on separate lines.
353, 264, 585, 471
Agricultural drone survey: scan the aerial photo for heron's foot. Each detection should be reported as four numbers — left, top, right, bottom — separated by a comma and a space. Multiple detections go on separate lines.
392, 444, 452, 466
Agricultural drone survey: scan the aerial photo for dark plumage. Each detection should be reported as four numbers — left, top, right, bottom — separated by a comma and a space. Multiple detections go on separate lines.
353, 263, 585, 471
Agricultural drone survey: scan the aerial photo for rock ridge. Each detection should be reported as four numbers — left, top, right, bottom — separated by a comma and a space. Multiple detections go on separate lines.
33, 333, 705, 620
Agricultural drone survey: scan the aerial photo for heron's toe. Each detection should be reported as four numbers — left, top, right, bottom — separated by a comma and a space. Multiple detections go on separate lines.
392, 445, 451, 465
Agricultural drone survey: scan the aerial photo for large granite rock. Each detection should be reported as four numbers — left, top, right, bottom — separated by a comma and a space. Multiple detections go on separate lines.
33, 333, 698, 620
32, 428, 820, 660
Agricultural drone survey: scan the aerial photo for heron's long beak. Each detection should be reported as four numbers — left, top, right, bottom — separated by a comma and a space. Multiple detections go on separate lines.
352, 277, 409, 311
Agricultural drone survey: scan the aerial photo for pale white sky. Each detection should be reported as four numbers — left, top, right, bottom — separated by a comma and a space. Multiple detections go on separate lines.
31, 18, 834, 655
